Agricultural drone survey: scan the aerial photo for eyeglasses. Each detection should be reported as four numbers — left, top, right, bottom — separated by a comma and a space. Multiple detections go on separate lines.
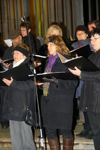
90, 37, 100, 42
76, 32, 85, 36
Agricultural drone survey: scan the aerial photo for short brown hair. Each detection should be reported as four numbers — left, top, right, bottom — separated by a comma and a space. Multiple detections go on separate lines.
20, 22, 31, 30
88, 20, 100, 28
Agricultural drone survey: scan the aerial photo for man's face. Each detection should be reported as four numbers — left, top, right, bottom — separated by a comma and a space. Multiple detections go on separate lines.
12, 36, 22, 47
88, 23, 96, 33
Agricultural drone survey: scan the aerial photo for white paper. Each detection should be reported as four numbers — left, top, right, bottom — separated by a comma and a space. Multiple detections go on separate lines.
58, 52, 82, 63
4, 39, 12, 47
33, 54, 47, 58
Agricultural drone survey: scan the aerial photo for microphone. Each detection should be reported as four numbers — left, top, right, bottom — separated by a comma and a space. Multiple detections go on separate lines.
21, 16, 27, 22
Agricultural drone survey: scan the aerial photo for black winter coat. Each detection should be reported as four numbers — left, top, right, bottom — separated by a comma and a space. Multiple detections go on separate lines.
22, 33, 41, 54
80, 50, 100, 113
2, 46, 13, 60
41, 56, 78, 130
2, 57, 36, 121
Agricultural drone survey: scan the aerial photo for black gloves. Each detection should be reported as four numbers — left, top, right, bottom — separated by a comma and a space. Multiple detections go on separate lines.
43, 76, 58, 86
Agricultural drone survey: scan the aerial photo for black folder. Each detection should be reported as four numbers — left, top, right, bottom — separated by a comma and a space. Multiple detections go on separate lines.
29, 72, 77, 82
2, 54, 47, 64
2, 58, 14, 64
58, 53, 100, 72
70, 44, 92, 58
0, 63, 77, 86
0, 63, 32, 86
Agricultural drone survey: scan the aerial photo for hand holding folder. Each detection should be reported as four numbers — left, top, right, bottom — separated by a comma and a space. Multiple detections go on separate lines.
1, 58, 14, 69
3, 77, 13, 86
0, 54, 78, 86
68, 66, 81, 77
0, 63, 32, 86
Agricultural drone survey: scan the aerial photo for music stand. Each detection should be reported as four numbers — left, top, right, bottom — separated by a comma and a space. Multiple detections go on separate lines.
21, 16, 44, 150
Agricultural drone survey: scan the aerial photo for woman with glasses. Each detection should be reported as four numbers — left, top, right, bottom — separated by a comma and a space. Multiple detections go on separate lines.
72, 25, 92, 49
68, 27, 100, 150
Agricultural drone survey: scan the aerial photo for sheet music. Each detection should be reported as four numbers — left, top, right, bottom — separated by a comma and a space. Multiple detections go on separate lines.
4, 39, 12, 47
57, 52, 68, 63
58, 52, 82, 63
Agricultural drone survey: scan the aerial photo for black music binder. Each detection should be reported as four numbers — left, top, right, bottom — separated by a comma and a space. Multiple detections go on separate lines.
0, 63, 32, 86
70, 44, 92, 58
29, 71, 77, 82
2, 58, 14, 64
58, 53, 99, 71
0, 62, 77, 86
2, 54, 47, 64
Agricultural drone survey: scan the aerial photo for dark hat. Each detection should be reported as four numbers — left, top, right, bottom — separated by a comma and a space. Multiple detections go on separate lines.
9, 29, 21, 39
75, 25, 89, 35
14, 46, 28, 57
75, 25, 89, 39
49, 37, 55, 43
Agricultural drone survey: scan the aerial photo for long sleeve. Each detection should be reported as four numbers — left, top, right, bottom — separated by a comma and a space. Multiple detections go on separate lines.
81, 71, 100, 81
10, 79, 34, 91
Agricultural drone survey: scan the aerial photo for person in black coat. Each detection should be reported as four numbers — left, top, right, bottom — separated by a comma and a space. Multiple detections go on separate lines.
68, 28, 100, 150
38, 35, 78, 150
2, 44, 36, 150
71, 25, 93, 139
0, 30, 22, 129
20, 22, 41, 54
38, 24, 71, 73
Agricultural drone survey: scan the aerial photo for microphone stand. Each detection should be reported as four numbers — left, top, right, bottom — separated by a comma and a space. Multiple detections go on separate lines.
21, 16, 44, 150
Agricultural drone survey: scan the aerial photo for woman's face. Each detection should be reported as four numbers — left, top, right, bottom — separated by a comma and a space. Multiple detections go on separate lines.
48, 42, 57, 56
76, 31, 88, 40
51, 29, 60, 36
13, 50, 26, 62
90, 34, 100, 52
